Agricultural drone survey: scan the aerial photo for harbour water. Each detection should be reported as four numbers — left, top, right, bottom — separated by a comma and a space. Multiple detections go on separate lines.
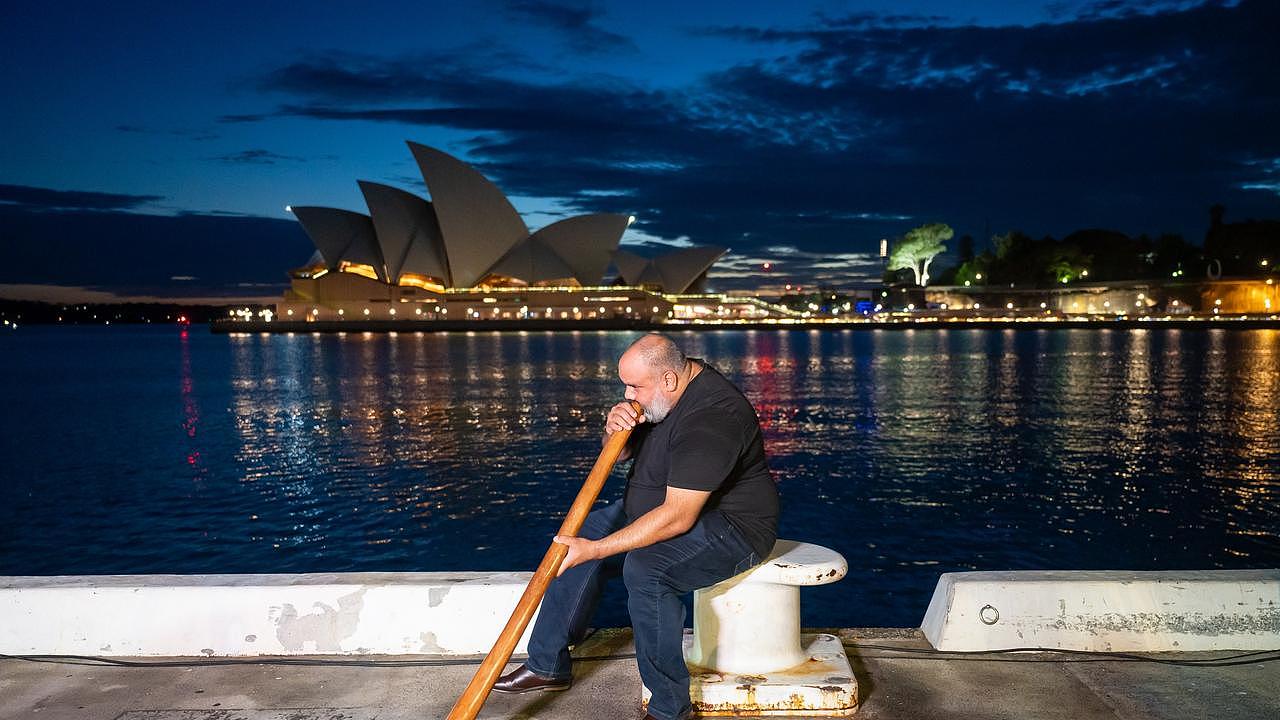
1, 326, 1277, 627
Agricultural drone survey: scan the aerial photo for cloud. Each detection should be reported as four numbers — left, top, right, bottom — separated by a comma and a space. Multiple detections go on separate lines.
504, 1, 636, 54
232, 0, 1278, 289
210, 149, 309, 165
0, 203, 311, 295
0, 183, 163, 212
0, 283, 280, 304
115, 124, 220, 141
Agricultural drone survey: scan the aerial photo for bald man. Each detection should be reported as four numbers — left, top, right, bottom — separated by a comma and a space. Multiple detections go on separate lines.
494, 333, 779, 720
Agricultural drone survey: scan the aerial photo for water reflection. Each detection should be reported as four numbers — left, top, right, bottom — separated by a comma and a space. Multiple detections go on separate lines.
2, 327, 1277, 627
218, 329, 1280, 624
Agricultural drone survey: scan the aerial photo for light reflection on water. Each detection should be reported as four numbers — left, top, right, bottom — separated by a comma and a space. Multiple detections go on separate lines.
1, 327, 1277, 627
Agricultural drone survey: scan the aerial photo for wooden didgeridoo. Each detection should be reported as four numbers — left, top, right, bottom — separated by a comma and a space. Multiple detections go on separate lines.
444, 401, 642, 720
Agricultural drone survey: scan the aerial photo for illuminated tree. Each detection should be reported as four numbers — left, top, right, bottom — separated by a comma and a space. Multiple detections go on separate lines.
888, 223, 953, 286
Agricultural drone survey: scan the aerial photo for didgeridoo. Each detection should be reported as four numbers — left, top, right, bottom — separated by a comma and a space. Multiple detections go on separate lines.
444, 401, 642, 720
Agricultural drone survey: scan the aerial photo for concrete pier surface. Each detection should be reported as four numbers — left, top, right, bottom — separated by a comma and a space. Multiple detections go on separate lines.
4, 628, 1277, 720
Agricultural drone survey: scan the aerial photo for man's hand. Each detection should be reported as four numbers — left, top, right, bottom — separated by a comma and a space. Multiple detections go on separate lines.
553, 535, 600, 576
604, 401, 644, 436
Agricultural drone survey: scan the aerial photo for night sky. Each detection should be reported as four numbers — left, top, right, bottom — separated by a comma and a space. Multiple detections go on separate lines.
2, 0, 1277, 300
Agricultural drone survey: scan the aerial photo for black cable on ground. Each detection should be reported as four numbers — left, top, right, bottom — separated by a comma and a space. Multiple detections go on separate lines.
845, 644, 1280, 667
0, 652, 635, 669
4, 646, 1277, 669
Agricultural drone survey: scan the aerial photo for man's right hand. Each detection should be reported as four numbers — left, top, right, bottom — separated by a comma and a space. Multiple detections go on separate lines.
604, 401, 645, 437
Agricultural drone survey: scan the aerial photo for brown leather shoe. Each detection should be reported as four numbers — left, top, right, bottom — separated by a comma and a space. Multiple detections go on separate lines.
491, 664, 571, 694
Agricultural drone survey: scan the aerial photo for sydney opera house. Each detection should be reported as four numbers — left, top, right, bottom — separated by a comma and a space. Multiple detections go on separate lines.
274, 142, 787, 324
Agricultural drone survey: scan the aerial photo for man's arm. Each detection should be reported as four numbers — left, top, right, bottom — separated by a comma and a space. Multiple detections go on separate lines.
554, 486, 710, 575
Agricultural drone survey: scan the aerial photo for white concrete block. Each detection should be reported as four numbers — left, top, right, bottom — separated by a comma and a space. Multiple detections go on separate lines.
0, 572, 537, 657
921, 570, 1280, 652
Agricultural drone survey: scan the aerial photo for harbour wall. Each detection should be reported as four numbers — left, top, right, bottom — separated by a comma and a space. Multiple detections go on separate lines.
0, 572, 538, 657
3, 570, 1277, 657
922, 570, 1280, 652
209, 316, 1280, 334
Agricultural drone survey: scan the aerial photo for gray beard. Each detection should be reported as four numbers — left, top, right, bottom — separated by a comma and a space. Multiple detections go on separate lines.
644, 394, 673, 424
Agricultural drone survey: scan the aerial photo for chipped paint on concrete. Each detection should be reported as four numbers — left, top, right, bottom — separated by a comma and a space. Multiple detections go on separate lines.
1049, 609, 1280, 635
419, 631, 444, 654
272, 588, 366, 652
0, 572, 538, 657
922, 570, 1280, 652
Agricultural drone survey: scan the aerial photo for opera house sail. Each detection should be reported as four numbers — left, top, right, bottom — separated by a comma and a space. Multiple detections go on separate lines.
269, 141, 780, 326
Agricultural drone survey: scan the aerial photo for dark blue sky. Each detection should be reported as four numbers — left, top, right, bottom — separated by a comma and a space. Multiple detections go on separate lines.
2, 0, 1277, 299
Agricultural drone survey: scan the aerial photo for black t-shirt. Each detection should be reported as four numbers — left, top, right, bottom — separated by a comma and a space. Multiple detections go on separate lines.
622, 361, 779, 558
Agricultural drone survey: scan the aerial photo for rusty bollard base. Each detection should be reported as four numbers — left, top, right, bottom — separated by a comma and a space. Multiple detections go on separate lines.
643, 631, 859, 716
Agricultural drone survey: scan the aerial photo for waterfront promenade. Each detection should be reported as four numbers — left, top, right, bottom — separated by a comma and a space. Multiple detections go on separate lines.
209, 314, 1280, 333
4, 627, 1278, 719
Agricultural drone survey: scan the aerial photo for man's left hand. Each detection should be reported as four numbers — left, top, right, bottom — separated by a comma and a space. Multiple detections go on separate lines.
553, 535, 600, 576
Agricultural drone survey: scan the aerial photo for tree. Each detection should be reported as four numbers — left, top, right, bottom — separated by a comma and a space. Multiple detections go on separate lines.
888, 223, 952, 286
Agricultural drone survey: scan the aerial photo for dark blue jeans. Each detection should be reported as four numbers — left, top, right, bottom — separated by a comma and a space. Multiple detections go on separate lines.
526, 502, 761, 720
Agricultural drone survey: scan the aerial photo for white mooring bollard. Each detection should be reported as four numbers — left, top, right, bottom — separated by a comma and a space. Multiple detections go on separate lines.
644, 540, 859, 716
688, 539, 848, 673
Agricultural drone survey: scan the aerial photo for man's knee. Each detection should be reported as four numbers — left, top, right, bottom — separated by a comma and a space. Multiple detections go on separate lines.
622, 547, 664, 594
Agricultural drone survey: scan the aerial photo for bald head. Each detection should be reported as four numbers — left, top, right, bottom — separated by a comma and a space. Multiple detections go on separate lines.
624, 333, 687, 378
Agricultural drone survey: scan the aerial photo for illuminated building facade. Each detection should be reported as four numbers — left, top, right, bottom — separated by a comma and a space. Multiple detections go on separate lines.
273, 142, 781, 324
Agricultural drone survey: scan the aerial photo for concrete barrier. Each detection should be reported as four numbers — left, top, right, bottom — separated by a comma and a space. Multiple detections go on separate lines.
921, 570, 1280, 652
0, 572, 537, 657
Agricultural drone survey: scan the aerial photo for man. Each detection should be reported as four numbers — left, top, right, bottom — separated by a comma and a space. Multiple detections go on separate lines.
493, 333, 779, 720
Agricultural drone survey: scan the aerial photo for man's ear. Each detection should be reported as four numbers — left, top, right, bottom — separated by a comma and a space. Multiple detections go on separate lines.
663, 370, 678, 391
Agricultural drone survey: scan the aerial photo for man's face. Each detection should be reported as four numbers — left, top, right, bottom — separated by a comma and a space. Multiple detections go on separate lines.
619, 352, 673, 423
